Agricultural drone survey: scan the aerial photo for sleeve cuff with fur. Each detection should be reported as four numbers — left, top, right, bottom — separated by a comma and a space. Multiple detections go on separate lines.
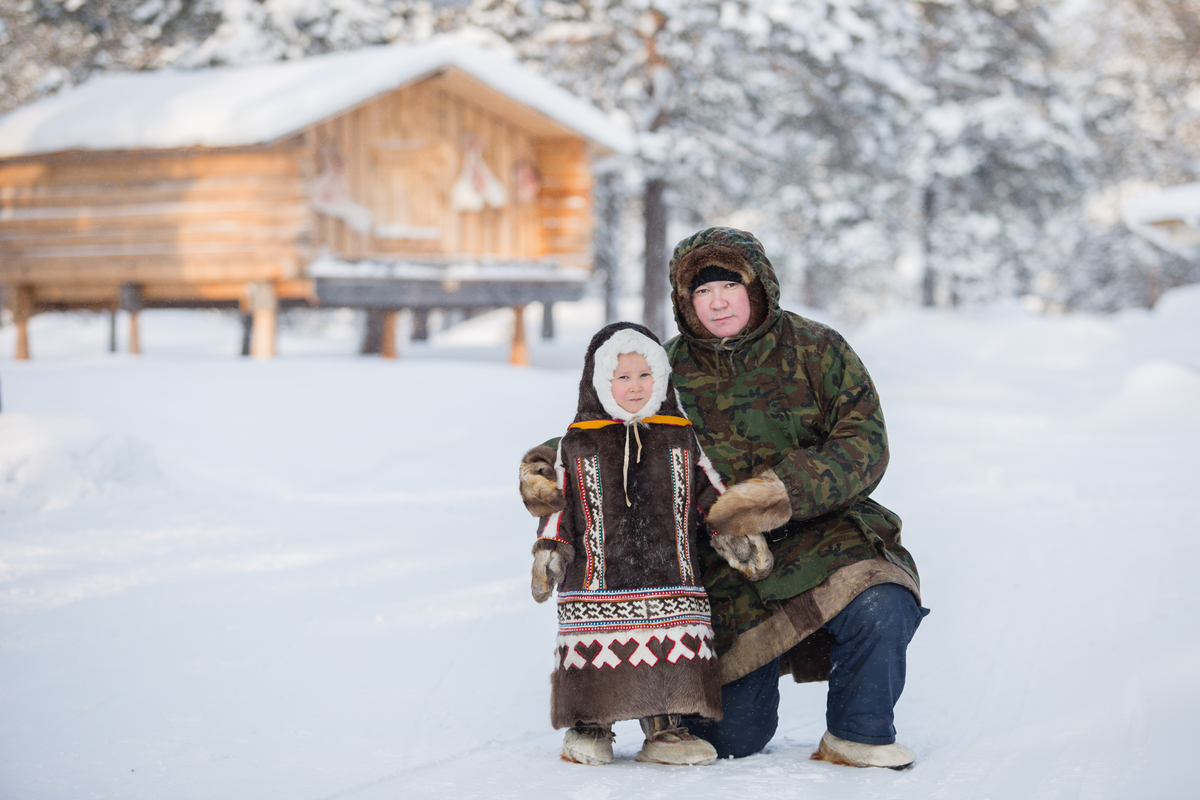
519, 445, 565, 517
532, 538, 575, 560
705, 468, 792, 538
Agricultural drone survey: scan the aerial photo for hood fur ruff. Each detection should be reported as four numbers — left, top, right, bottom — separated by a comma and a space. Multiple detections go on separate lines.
669, 228, 779, 341
591, 328, 672, 422
575, 322, 684, 424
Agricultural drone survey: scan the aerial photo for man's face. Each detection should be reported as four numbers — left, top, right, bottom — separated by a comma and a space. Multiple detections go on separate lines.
691, 280, 751, 338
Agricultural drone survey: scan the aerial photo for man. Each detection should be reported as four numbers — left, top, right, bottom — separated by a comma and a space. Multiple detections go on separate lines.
520, 227, 926, 768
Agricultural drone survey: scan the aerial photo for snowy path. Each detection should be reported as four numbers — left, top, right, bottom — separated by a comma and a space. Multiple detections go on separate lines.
1, 294, 1198, 799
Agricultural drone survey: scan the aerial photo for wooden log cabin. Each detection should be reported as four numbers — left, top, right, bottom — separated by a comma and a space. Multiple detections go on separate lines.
0, 42, 631, 360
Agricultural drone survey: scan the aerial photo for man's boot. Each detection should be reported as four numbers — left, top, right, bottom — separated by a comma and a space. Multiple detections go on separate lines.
635, 715, 718, 766
812, 731, 915, 770
562, 722, 615, 765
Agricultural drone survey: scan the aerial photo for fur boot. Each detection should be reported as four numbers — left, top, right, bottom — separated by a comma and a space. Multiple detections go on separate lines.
562, 723, 615, 766
520, 445, 565, 517
634, 715, 718, 766
812, 731, 915, 770
706, 468, 791, 538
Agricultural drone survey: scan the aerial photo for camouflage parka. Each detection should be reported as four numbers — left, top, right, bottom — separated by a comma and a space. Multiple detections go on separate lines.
665, 227, 920, 685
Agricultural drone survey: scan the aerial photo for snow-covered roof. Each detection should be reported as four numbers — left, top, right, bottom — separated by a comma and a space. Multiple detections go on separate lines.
1122, 182, 1200, 258
0, 40, 633, 159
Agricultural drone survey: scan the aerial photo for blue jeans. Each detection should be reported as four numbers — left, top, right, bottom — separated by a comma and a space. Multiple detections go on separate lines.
686, 583, 928, 758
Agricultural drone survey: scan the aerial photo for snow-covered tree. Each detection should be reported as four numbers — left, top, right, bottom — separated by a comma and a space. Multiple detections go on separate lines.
0, 0, 221, 113
1053, 0, 1200, 309
912, 0, 1089, 307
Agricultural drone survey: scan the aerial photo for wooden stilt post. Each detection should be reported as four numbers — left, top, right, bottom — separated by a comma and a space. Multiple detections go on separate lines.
361, 309, 386, 355
380, 311, 399, 359
239, 314, 253, 357
119, 283, 143, 355
411, 308, 429, 341
128, 312, 141, 355
11, 285, 34, 361
248, 281, 277, 359
541, 301, 555, 340
510, 305, 530, 366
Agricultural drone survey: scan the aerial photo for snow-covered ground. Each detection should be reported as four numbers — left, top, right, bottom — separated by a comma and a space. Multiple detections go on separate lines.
1, 289, 1198, 799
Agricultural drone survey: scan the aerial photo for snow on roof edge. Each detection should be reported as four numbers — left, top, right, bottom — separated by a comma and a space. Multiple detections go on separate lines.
0, 41, 633, 159
1122, 182, 1200, 258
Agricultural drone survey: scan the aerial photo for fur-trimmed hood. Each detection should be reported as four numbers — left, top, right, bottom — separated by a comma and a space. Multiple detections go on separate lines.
575, 322, 684, 423
668, 227, 782, 343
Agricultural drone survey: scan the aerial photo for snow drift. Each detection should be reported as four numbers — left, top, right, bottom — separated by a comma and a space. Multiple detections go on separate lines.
0, 413, 162, 511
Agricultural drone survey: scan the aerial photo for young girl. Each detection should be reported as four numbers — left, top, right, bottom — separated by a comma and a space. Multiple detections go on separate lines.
526, 322, 729, 766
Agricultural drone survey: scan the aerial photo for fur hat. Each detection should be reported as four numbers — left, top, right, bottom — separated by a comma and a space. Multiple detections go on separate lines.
673, 244, 767, 339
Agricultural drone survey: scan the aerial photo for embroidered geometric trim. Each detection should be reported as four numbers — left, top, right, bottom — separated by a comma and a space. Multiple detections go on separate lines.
669, 447, 694, 585
558, 585, 708, 601
557, 586, 711, 634
556, 623, 716, 670
577, 454, 606, 590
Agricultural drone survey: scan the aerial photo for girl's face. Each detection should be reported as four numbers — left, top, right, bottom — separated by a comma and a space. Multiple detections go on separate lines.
611, 352, 654, 414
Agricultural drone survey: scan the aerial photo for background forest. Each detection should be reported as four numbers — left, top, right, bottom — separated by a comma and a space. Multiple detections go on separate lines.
1, 0, 1197, 322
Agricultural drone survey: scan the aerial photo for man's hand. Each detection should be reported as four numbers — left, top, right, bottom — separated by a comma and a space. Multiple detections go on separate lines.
531, 547, 568, 603
711, 531, 775, 581
520, 445, 565, 517
706, 469, 792, 538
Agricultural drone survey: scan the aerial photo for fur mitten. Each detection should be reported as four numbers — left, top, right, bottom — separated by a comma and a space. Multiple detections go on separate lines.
520, 445, 565, 517
711, 531, 775, 581
531, 541, 573, 603
706, 469, 792, 539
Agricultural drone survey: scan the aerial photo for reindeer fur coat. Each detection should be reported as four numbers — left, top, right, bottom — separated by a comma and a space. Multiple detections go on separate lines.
534, 323, 727, 729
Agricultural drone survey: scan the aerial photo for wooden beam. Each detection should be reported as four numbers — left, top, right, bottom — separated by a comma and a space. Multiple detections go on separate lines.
381, 311, 399, 359
248, 281, 277, 358
510, 304, 530, 366
314, 277, 586, 309
240, 313, 253, 357
128, 310, 141, 355
0, 255, 303, 285
361, 308, 387, 355
120, 283, 143, 355
10, 285, 33, 360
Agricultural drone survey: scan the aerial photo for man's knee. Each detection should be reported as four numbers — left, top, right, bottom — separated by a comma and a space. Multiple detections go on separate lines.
830, 583, 924, 643
717, 707, 778, 758
687, 658, 781, 759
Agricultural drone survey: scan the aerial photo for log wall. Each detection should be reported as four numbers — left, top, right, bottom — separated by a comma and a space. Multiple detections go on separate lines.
307, 75, 592, 264
0, 145, 310, 306
537, 137, 594, 269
